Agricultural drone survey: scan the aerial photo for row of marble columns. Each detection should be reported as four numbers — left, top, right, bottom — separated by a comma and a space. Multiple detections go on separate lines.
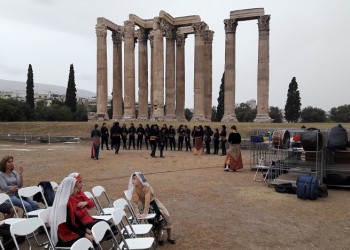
95, 18, 214, 121
222, 15, 271, 122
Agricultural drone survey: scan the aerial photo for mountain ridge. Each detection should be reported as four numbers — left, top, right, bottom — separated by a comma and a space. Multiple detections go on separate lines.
0, 79, 96, 98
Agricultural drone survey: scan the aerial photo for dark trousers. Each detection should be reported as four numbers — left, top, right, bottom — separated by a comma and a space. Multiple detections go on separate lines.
128, 136, 135, 149
178, 137, 184, 151
185, 138, 191, 151
159, 143, 165, 157
114, 137, 121, 153
145, 136, 150, 150
101, 136, 109, 149
214, 140, 219, 154
169, 137, 176, 150
137, 136, 143, 150
122, 136, 127, 149
93, 144, 100, 159
221, 141, 226, 155
150, 140, 157, 157
205, 140, 211, 154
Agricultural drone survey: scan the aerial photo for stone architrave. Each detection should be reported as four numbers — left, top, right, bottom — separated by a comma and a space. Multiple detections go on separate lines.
151, 17, 165, 120
123, 21, 136, 120
95, 22, 109, 119
111, 31, 123, 120
221, 19, 238, 122
136, 28, 149, 120
148, 32, 154, 118
254, 15, 271, 122
175, 32, 187, 121
203, 30, 214, 121
164, 24, 177, 120
191, 22, 207, 121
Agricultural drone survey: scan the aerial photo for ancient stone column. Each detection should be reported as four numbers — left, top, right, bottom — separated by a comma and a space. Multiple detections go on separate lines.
175, 32, 187, 121
123, 21, 136, 120
254, 15, 271, 122
203, 30, 214, 121
137, 28, 149, 120
148, 32, 154, 118
192, 22, 207, 121
95, 22, 108, 119
151, 17, 164, 120
112, 31, 123, 120
221, 19, 238, 122
164, 25, 177, 120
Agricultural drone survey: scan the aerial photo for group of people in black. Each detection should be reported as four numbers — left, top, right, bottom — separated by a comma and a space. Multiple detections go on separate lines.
99, 122, 229, 158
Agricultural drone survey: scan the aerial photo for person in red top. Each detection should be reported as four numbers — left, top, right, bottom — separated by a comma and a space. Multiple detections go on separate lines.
68, 173, 96, 226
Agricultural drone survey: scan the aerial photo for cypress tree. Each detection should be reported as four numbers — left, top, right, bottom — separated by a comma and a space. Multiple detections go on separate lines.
65, 64, 77, 113
26, 64, 35, 109
284, 77, 301, 122
216, 72, 225, 121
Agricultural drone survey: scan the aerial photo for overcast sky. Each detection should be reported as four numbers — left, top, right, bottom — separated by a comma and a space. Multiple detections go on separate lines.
0, 0, 349, 111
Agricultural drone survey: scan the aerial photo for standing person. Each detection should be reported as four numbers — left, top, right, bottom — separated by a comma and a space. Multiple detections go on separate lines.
49, 177, 94, 247
112, 122, 122, 154
109, 122, 116, 150
177, 125, 185, 151
0, 156, 39, 212
158, 127, 167, 158
184, 125, 192, 151
162, 124, 169, 150
213, 128, 220, 155
168, 125, 176, 151
204, 126, 213, 154
100, 123, 110, 150
136, 124, 145, 150
128, 123, 136, 150
191, 126, 197, 147
144, 124, 150, 150
91, 124, 101, 160
193, 126, 204, 156
224, 125, 243, 172
149, 124, 158, 158
220, 125, 227, 156
121, 124, 128, 150
128, 172, 175, 245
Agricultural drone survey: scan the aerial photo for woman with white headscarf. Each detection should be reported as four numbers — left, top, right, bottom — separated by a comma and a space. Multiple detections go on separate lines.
49, 177, 94, 247
128, 172, 175, 245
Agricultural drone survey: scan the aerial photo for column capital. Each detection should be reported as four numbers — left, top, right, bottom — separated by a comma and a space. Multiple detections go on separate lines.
192, 22, 207, 35
123, 20, 135, 39
111, 31, 123, 44
153, 17, 164, 31
164, 25, 176, 39
136, 28, 148, 45
224, 19, 238, 33
176, 32, 187, 45
203, 30, 214, 43
95, 23, 107, 37
258, 15, 271, 31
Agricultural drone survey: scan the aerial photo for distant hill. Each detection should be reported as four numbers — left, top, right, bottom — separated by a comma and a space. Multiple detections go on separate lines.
0, 79, 96, 98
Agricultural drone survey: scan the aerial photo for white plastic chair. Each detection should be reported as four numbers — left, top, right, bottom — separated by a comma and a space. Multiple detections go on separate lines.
111, 209, 155, 250
70, 237, 95, 250
124, 190, 156, 223
50, 181, 59, 192
91, 220, 119, 250
18, 185, 48, 218
10, 217, 55, 250
113, 198, 153, 237
92, 186, 115, 215
0, 193, 24, 227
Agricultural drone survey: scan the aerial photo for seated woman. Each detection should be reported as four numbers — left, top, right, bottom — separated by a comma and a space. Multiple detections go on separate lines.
68, 173, 97, 227
49, 177, 94, 247
128, 172, 175, 245
0, 156, 39, 213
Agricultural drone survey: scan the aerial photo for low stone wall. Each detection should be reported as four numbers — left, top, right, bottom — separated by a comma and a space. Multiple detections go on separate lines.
0, 134, 87, 143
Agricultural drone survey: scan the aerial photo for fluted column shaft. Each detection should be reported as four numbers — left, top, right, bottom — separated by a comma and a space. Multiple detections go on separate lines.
148, 32, 154, 118
204, 30, 214, 121
175, 33, 186, 121
151, 18, 164, 120
192, 22, 207, 121
222, 19, 238, 122
165, 26, 176, 120
255, 15, 271, 122
96, 22, 108, 119
123, 21, 136, 120
137, 28, 149, 120
112, 31, 123, 120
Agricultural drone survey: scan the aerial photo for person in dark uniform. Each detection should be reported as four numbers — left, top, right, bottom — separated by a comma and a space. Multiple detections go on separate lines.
161, 124, 169, 150
112, 122, 122, 154
109, 122, 115, 150
136, 124, 145, 150
158, 127, 167, 158
177, 125, 185, 151
90, 124, 101, 160
100, 123, 110, 150
144, 124, 150, 150
128, 123, 136, 150
121, 124, 128, 150
213, 128, 220, 155
204, 126, 213, 154
149, 124, 158, 157
220, 125, 227, 156
184, 125, 192, 151
168, 125, 176, 151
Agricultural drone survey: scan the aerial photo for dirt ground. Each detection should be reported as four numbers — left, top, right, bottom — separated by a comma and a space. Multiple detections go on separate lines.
1, 140, 349, 250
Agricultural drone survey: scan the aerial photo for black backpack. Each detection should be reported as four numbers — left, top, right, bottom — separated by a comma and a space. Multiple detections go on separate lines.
274, 183, 297, 194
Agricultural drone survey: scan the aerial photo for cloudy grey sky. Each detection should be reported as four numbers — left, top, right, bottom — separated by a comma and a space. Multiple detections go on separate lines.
0, 0, 349, 111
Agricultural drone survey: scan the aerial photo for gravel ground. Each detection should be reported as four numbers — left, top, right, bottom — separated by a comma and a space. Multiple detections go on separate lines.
1, 140, 349, 250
